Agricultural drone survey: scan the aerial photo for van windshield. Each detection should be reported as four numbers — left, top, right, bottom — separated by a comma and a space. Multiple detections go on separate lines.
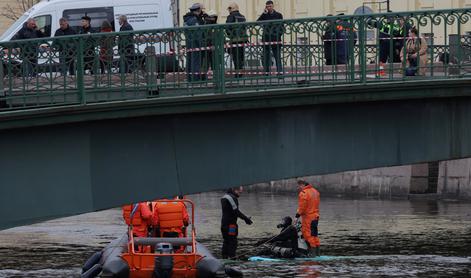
0, 14, 29, 41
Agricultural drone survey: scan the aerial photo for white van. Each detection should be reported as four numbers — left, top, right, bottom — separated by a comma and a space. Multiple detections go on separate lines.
0, 0, 181, 76
0, 0, 179, 41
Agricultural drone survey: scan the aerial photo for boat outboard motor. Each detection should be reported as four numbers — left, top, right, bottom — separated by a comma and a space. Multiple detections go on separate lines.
154, 243, 174, 278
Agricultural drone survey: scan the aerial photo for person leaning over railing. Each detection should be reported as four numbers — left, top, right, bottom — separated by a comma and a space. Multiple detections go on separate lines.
226, 3, 248, 78
400, 27, 428, 76
257, 0, 284, 77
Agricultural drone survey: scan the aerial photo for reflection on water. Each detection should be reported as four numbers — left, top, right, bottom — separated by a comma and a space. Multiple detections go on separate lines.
0, 192, 470, 277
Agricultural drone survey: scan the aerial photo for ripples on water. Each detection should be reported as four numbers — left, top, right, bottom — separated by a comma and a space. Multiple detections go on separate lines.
0, 192, 470, 277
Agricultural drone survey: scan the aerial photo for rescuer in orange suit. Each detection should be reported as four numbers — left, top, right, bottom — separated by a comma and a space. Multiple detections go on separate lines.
152, 197, 189, 238
122, 202, 154, 238
295, 180, 321, 256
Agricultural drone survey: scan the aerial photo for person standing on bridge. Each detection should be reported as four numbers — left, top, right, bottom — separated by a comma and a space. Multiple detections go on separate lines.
221, 186, 253, 259
226, 3, 248, 78
184, 3, 205, 82
12, 18, 46, 77
295, 180, 320, 256
400, 27, 428, 76
53, 18, 76, 76
118, 15, 135, 74
78, 15, 97, 74
257, 1, 284, 77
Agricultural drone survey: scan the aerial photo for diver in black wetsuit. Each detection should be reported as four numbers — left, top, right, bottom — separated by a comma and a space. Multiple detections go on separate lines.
256, 216, 301, 258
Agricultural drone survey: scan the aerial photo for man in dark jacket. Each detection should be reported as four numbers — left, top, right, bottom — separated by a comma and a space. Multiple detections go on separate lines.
183, 3, 205, 82
78, 15, 97, 74
54, 18, 76, 76
257, 1, 284, 76
221, 186, 253, 259
226, 3, 248, 78
12, 18, 46, 77
322, 14, 336, 65
118, 15, 135, 73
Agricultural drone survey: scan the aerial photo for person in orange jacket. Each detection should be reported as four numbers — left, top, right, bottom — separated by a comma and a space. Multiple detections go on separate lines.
295, 180, 321, 256
122, 202, 154, 238
152, 197, 189, 238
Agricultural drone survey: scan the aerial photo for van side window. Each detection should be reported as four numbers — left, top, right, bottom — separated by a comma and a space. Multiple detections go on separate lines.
34, 15, 52, 37
63, 7, 115, 32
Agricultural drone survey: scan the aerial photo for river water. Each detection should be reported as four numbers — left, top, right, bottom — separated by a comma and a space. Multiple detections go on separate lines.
0, 191, 470, 277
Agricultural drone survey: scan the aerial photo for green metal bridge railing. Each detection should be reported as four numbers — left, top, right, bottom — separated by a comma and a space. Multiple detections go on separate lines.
1, 8, 471, 111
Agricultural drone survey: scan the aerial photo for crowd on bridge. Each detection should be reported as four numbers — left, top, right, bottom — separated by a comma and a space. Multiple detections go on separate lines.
6, 0, 431, 83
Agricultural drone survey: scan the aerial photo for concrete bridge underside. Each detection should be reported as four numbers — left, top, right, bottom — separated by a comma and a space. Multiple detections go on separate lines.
1, 79, 471, 230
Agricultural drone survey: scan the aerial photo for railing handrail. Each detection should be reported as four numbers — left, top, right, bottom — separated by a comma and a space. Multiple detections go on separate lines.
4, 8, 471, 45
2, 8, 471, 112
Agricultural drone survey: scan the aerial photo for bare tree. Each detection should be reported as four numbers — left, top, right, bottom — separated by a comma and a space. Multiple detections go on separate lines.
0, 0, 40, 21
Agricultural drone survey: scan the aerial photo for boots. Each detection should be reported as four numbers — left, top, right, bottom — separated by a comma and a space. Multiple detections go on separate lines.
308, 246, 321, 257
315, 246, 321, 257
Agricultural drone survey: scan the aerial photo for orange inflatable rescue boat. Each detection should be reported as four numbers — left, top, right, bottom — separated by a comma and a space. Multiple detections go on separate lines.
81, 199, 242, 278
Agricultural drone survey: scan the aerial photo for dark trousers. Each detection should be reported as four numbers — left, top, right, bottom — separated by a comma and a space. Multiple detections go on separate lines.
59, 55, 75, 76
22, 57, 37, 77
120, 49, 135, 73
221, 226, 238, 259
83, 48, 97, 74
83, 56, 96, 74
120, 56, 131, 74
263, 44, 283, 74
187, 51, 202, 82
379, 39, 402, 63
229, 46, 245, 71
379, 39, 391, 63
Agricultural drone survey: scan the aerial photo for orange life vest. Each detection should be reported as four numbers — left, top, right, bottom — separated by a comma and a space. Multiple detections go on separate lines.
122, 203, 152, 226
123, 204, 143, 226
154, 201, 186, 231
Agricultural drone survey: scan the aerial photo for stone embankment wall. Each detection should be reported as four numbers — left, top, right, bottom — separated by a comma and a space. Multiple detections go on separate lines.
247, 159, 471, 200
438, 159, 471, 200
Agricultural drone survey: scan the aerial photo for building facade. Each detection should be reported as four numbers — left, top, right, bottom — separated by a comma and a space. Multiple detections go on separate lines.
178, 0, 471, 24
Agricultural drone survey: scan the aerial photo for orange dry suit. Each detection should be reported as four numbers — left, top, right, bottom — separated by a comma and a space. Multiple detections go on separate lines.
153, 199, 189, 237
297, 184, 320, 248
122, 202, 153, 238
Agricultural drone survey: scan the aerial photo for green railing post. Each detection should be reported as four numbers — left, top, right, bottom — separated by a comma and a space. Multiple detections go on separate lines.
213, 27, 225, 94
76, 37, 85, 104
349, 18, 356, 82
358, 18, 366, 84
145, 45, 158, 93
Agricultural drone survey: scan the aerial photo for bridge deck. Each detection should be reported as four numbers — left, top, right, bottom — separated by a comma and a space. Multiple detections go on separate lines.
2, 9, 471, 112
